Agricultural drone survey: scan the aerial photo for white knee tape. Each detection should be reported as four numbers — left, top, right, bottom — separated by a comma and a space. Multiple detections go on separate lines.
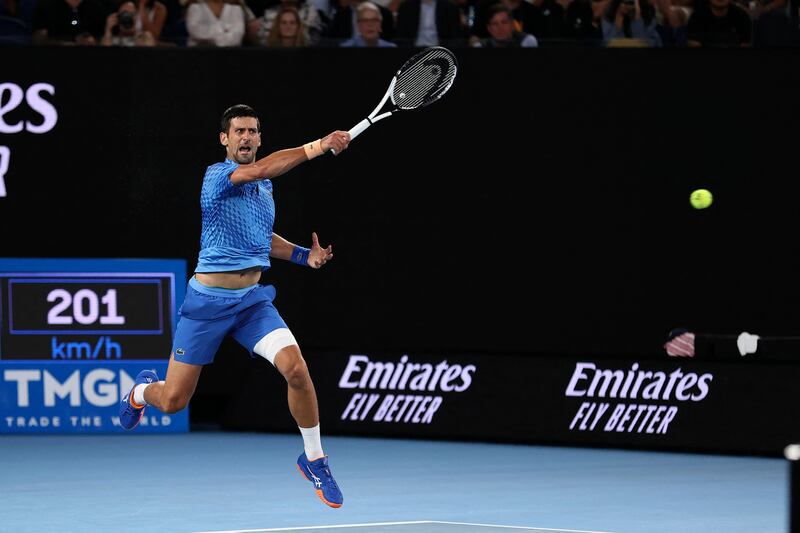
253, 328, 298, 365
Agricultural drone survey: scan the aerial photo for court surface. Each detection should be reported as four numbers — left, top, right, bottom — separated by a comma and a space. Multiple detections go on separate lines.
0, 432, 787, 533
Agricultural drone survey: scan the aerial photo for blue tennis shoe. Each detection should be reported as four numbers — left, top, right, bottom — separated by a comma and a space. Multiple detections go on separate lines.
119, 369, 158, 430
296, 453, 343, 508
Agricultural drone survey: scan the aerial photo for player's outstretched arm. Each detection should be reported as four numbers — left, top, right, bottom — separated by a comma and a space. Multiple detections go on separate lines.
231, 131, 351, 185
271, 232, 333, 269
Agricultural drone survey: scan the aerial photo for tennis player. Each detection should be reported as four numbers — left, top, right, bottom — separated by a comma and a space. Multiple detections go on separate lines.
119, 104, 350, 508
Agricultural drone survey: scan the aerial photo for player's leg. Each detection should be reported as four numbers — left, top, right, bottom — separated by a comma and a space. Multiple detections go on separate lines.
118, 354, 204, 429
232, 285, 343, 508
234, 297, 323, 457
274, 345, 319, 431
269, 340, 343, 509
119, 279, 233, 430
245, 325, 322, 442
142, 355, 203, 413
118, 350, 211, 429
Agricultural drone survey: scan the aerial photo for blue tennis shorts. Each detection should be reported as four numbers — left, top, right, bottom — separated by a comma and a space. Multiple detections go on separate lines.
171, 277, 289, 365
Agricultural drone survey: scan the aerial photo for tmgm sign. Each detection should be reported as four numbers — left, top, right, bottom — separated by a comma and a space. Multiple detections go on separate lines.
0, 361, 188, 433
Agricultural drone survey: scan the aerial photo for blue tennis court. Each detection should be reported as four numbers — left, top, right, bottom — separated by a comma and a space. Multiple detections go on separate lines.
0, 432, 787, 533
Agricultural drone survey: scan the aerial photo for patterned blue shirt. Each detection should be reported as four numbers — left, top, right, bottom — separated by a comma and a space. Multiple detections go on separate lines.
194, 159, 275, 273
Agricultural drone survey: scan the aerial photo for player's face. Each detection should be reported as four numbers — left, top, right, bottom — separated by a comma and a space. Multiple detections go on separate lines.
221, 117, 261, 164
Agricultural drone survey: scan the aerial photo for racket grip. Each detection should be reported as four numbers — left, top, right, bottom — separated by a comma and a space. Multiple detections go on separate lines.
349, 119, 371, 140
330, 119, 371, 155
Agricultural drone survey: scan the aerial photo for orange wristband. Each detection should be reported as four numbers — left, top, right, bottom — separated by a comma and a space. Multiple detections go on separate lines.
303, 139, 323, 160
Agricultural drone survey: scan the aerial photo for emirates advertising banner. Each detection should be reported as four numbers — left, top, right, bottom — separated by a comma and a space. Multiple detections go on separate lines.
299, 351, 800, 455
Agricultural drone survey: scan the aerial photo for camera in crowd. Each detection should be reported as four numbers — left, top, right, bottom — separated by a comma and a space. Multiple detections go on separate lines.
118, 11, 135, 30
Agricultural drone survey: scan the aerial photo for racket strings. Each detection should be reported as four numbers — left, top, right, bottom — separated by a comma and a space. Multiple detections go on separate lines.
393, 48, 457, 110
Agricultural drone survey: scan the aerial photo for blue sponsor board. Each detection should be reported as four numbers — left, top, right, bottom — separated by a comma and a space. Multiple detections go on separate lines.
0, 259, 189, 434
0, 360, 187, 433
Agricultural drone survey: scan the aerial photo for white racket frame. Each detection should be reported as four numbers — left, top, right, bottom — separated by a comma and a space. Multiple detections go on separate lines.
349, 77, 399, 140
330, 77, 398, 155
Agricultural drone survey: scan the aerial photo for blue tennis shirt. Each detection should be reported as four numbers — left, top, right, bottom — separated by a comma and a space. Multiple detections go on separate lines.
194, 159, 275, 273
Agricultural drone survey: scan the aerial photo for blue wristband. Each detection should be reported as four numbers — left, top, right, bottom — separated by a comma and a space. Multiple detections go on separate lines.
291, 246, 311, 267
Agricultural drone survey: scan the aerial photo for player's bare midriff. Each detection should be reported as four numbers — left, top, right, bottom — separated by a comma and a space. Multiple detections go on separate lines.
195, 267, 261, 289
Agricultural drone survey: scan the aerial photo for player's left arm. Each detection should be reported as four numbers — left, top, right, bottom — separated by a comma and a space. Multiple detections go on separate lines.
271, 232, 333, 269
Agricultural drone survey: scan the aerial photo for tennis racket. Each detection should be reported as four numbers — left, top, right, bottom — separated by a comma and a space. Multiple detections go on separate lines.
331, 46, 458, 154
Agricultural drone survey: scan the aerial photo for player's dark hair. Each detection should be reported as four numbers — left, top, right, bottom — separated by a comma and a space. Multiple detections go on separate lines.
221, 104, 260, 134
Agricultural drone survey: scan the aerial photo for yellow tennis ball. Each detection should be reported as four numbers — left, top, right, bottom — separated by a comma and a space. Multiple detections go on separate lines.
690, 189, 713, 209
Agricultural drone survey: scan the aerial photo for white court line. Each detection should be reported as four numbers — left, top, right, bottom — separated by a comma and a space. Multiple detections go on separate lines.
191, 520, 615, 533
192, 521, 432, 533
432, 521, 615, 533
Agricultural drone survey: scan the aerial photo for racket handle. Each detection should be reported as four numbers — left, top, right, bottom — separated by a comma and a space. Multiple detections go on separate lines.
349, 119, 371, 140
330, 119, 371, 155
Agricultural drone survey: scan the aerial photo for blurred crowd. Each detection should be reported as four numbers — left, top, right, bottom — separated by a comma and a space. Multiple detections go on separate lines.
1, 0, 798, 48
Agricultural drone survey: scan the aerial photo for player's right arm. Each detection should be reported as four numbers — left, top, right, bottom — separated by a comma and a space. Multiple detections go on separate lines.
230, 131, 351, 185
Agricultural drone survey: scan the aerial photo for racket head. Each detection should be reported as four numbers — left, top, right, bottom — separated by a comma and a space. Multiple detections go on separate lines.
391, 46, 458, 111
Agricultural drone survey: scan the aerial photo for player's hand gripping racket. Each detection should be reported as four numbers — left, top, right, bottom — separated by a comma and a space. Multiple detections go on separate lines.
331, 46, 458, 154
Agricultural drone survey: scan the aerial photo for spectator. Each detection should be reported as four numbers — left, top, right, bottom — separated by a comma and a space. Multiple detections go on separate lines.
264, 5, 309, 45
685, 0, 751, 46
473, 0, 564, 42
395, 0, 464, 46
601, 0, 663, 46
748, 0, 795, 46
31, 0, 108, 45
257, 0, 328, 45
158, 0, 189, 45
651, 0, 690, 46
325, 0, 395, 43
525, 0, 568, 43
267, 0, 333, 25
470, 2, 538, 45
368, 0, 400, 16
453, 0, 478, 36
240, 0, 262, 43
245, 0, 271, 20
472, 0, 494, 37
134, 0, 168, 41
101, 0, 158, 45
592, 0, 612, 23
186, 0, 253, 46
0, 6, 30, 44
562, 0, 604, 45
500, 0, 538, 35
340, 0, 397, 44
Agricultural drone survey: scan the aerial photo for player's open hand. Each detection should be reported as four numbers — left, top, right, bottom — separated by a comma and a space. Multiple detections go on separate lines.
308, 232, 333, 268
321, 131, 350, 155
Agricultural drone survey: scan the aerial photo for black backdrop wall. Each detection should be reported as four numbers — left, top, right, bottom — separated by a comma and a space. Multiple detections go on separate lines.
3, 47, 800, 445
